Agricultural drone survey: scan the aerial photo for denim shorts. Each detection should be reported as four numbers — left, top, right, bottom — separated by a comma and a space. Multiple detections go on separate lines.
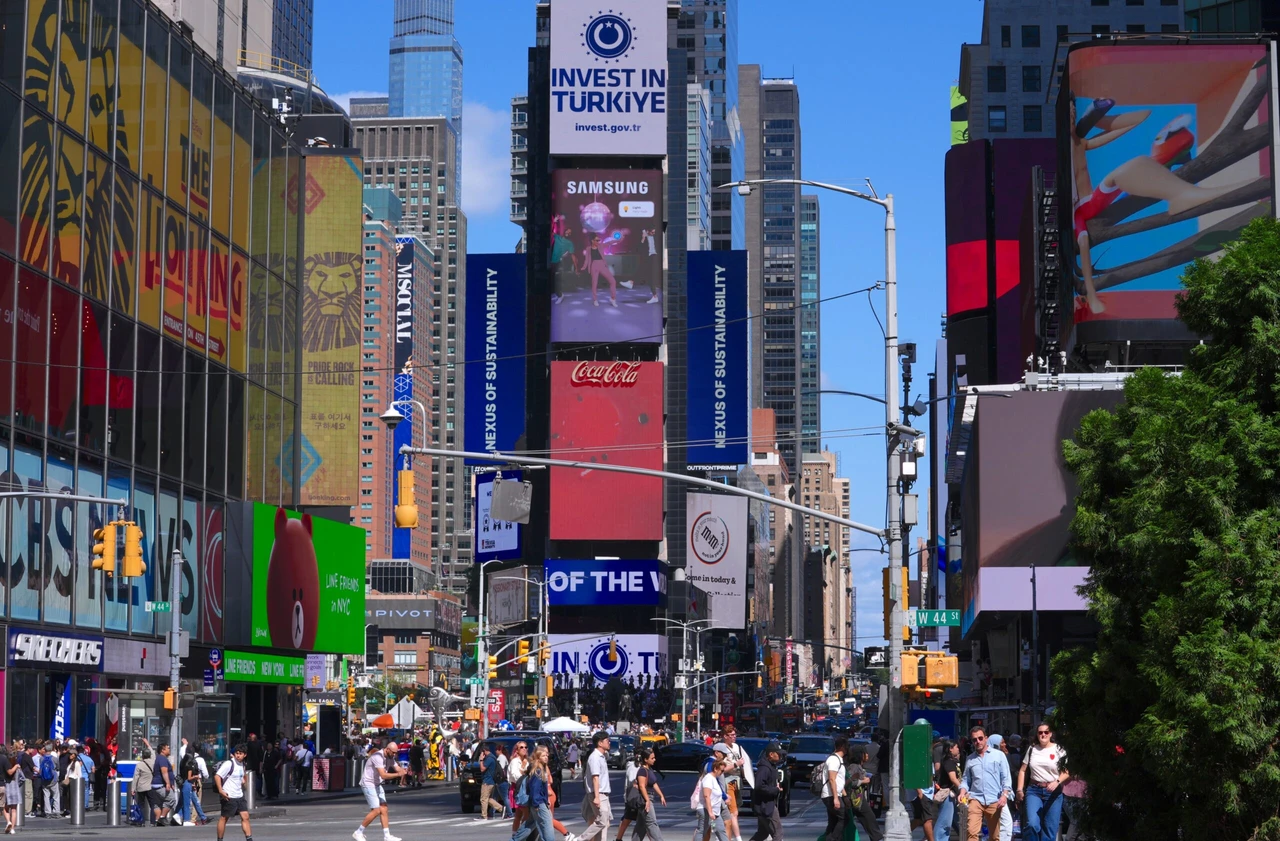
361, 783, 385, 809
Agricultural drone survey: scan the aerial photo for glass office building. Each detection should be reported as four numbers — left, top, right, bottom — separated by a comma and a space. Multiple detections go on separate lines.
387, 0, 463, 196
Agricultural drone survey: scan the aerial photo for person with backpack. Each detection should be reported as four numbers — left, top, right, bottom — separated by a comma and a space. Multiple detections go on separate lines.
631, 747, 666, 841
818, 736, 849, 841
846, 745, 882, 841
36, 743, 57, 818
214, 743, 253, 841
178, 744, 209, 826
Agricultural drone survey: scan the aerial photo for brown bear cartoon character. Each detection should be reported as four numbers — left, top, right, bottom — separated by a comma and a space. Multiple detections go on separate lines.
266, 507, 319, 650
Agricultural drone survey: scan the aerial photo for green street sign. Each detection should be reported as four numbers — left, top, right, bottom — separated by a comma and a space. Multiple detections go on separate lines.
145, 601, 172, 613
916, 610, 960, 627
466, 678, 483, 687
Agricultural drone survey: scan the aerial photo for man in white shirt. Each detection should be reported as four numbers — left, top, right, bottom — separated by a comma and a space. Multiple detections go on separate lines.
213, 744, 252, 841
578, 732, 613, 841
722, 726, 755, 841
294, 743, 313, 794
822, 736, 850, 841
353, 742, 407, 841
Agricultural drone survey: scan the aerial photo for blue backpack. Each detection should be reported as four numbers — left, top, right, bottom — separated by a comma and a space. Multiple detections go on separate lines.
39, 755, 54, 781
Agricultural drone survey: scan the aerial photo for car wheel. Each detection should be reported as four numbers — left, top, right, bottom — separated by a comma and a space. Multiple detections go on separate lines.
779, 795, 790, 818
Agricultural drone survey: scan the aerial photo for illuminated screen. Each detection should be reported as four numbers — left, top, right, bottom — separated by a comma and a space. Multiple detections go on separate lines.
549, 360, 664, 541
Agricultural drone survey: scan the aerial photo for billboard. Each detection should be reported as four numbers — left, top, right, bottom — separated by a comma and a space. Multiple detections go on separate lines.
250, 504, 366, 654
464, 254, 527, 461
950, 86, 969, 146
475, 470, 523, 563
299, 153, 363, 505
550, 169, 663, 344
686, 251, 748, 467
487, 567, 535, 626
544, 559, 666, 606
549, 361, 664, 541
549, 0, 669, 156
547, 633, 668, 683
1064, 43, 1275, 339
392, 236, 418, 558
686, 493, 748, 628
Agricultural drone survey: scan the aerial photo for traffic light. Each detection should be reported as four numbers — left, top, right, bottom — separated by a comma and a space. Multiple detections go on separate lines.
347, 679, 357, 706
756, 674, 762, 689
92, 522, 117, 575
517, 640, 531, 665
883, 566, 910, 641
487, 655, 498, 680
538, 641, 550, 664
608, 638, 617, 662
163, 688, 177, 711
924, 653, 959, 688
122, 522, 145, 577
901, 652, 922, 688
394, 469, 418, 528
545, 675, 554, 697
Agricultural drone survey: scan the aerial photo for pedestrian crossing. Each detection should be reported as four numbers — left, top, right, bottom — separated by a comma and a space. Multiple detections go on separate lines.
388, 809, 842, 832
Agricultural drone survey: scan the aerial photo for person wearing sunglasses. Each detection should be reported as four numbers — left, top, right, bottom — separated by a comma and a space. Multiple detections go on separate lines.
957, 726, 1010, 841
1015, 725, 1069, 841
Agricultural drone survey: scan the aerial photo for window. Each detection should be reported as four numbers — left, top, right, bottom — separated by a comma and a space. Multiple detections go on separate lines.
1161, 22, 1179, 32
1126, 23, 1146, 32
988, 105, 1008, 132
1091, 0, 1108, 5
393, 633, 417, 644
393, 651, 417, 665
1057, 24, 1068, 42
1161, 0, 1176, 4
1021, 25, 1040, 47
1126, 0, 1143, 4
987, 65, 1006, 93
1000, 25, 1011, 47
1022, 65, 1041, 92
1092, 24, 1111, 34
1023, 105, 1043, 133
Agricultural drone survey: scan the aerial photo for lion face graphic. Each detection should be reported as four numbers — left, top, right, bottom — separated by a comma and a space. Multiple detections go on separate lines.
301, 251, 360, 353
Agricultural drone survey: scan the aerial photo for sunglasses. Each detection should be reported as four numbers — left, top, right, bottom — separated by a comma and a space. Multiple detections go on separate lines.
1037, 730, 1051, 736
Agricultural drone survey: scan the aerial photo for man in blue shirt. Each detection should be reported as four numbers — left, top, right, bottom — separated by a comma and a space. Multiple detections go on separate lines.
477, 745, 501, 821
958, 726, 1011, 841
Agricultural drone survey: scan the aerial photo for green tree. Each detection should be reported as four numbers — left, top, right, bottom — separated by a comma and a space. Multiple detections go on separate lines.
1053, 217, 1280, 840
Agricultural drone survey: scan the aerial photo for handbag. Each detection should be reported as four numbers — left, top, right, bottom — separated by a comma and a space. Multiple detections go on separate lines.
933, 786, 952, 803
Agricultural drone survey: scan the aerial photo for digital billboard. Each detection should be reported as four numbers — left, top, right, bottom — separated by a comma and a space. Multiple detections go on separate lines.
547, 634, 668, 683
549, 0, 669, 157
550, 169, 663, 344
545, 559, 666, 606
549, 361, 664, 541
686, 493, 748, 628
298, 153, 363, 505
475, 470, 523, 563
686, 251, 748, 467
1063, 43, 1275, 340
464, 254, 527, 462
250, 504, 365, 654
392, 236, 417, 558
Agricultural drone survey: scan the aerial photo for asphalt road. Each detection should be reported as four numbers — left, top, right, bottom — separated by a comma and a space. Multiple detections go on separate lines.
7, 772, 921, 840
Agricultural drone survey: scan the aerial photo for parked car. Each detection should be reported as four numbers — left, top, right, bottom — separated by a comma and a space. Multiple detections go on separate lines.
654, 741, 713, 772
608, 735, 638, 770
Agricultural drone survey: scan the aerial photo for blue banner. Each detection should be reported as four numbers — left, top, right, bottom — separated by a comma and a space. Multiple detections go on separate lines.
392, 237, 418, 559
465, 255, 527, 465
545, 559, 666, 606
50, 678, 71, 740
686, 251, 748, 467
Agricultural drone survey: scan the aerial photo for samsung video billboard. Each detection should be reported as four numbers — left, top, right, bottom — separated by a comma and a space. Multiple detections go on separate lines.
550, 169, 663, 344
549, 0, 669, 157
1063, 43, 1276, 343
392, 236, 418, 558
549, 361, 664, 541
547, 633, 668, 683
686, 251, 748, 468
465, 254, 527, 462
545, 559, 666, 606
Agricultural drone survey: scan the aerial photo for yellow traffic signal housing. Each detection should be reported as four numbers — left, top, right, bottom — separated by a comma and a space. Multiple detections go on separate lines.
92, 522, 118, 575
163, 688, 177, 711
122, 523, 145, 577
487, 655, 499, 680
608, 638, 617, 662
901, 652, 922, 688
545, 675, 554, 697
538, 641, 550, 664
347, 681, 357, 706
925, 654, 959, 688
883, 567, 910, 641
394, 469, 418, 528
517, 640, 531, 665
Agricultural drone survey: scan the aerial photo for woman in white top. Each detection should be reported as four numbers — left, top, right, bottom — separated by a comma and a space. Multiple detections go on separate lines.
509, 742, 530, 833
696, 760, 729, 841
1015, 724, 1069, 841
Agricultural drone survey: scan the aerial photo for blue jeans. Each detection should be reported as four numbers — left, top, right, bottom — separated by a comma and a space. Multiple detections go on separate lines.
511, 802, 554, 841
1023, 785, 1063, 841
935, 795, 955, 841
178, 782, 207, 823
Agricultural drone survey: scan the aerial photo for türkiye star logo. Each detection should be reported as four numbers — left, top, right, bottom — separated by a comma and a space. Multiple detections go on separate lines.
581, 9, 637, 64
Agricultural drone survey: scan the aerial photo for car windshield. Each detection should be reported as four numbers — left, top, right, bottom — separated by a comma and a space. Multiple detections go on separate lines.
790, 737, 835, 754
736, 739, 770, 760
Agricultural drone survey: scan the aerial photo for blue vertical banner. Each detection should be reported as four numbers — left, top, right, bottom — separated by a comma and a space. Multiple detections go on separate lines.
392, 237, 417, 559
686, 250, 748, 467
50, 678, 71, 740
465, 254, 527, 464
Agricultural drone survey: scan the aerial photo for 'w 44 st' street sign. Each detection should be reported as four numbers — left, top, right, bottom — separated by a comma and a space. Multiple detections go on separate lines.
914, 610, 960, 627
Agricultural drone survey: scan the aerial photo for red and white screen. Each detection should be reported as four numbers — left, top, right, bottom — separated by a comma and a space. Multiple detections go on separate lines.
549, 361, 665, 541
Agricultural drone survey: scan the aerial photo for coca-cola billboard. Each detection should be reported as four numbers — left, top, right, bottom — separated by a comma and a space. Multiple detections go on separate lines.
550, 361, 664, 541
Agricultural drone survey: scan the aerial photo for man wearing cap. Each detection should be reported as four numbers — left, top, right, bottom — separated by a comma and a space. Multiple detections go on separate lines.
577, 732, 613, 841
748, 742, 785, 841
353, 740, 407, 841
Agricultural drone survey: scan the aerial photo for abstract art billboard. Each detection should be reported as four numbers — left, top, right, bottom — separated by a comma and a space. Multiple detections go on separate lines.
1062, 42, 1276, 343
550, 169, 663, 344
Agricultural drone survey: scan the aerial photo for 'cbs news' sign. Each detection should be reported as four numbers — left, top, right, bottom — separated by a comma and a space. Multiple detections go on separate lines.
544, 559, 666, 606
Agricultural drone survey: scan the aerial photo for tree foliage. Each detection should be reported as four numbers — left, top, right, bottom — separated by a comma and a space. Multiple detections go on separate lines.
1053, 218, 1280, 840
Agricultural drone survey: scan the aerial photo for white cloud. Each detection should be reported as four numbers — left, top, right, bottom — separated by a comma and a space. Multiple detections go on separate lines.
330, 90, 387, 114
461, 101, 512, 217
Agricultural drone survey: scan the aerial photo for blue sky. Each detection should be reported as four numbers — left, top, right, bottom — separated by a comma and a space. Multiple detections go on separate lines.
314, 0, 985, 650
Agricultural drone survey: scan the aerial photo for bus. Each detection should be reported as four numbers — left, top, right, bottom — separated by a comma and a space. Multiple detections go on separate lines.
737, 703, 765, 734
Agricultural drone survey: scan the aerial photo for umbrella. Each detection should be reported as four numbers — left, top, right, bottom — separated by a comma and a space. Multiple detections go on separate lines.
540, 716, 591, 733
370, 713, 395, 729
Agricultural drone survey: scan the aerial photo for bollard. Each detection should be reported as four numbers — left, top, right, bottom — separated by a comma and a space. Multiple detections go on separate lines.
446, 757, 455, 783
12, 797, 23, 830
244, 771, 257, 811
106, 778, 121, 827
69, 778, 86, 825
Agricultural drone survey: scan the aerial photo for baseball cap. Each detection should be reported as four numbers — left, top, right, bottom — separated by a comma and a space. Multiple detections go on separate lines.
712, 742, 731, 755
764, 742, 785, 756
988, 734, 1004, 748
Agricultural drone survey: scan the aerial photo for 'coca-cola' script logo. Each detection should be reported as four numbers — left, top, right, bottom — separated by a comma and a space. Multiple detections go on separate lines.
570, 361, 643, 387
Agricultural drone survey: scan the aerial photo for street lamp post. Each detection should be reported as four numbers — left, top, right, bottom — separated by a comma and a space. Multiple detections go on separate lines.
720, 177, 910, 841
651, 617, 711, 742
487, 575, 550, 719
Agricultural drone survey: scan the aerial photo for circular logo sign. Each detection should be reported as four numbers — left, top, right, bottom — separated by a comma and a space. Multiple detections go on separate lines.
690, 511, 731, 565
581, 12, 634, 61
587, 641, 629, 682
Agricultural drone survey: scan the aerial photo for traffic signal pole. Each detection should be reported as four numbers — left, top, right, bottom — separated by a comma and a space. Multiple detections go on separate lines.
168, 550, 184, 756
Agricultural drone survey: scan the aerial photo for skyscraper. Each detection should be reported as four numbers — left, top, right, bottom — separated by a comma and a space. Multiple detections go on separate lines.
799, 195, 820, 454
388, 0, 464, 195
153, 0, 314, 78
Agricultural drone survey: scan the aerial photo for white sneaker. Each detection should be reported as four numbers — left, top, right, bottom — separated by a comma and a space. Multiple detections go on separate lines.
353, 829, 366, 840
183, 821, 196, 827
646, 295, 659, 304
619, 281, 634, 289
609, 298, 617, 307
384, 834, 402, 841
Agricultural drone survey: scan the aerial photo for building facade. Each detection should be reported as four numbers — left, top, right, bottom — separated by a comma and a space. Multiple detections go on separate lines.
152, 0, 314, 78
799, 194, 820, 455
800, 450, 851, 679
